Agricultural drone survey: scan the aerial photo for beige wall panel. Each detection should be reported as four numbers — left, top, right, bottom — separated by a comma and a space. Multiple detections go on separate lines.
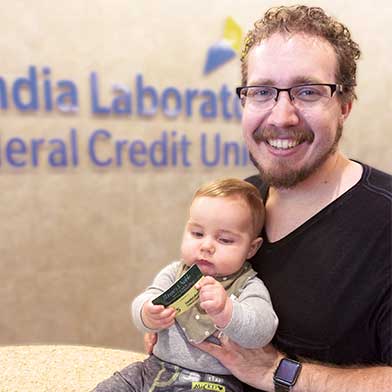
0, 0, 390, 353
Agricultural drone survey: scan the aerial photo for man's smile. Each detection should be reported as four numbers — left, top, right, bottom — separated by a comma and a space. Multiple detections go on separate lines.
252, 127, 314, 148
267, 138, 302, 150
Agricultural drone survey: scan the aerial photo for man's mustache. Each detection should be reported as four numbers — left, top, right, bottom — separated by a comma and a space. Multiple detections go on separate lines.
253, 127, 315, 144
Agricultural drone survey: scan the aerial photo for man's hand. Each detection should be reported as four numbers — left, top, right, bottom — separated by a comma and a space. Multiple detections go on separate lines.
143, 332, 158, 354
197, 337, 392, 392
141, 300, 176, 330
195, 276, 233, 328
196, 337, 282, 391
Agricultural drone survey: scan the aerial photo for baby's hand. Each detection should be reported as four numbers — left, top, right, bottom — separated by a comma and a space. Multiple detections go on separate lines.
195, 276, 233, 329
141, 300, 176, 330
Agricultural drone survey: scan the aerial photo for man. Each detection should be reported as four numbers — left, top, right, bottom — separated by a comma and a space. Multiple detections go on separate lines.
194, 5, 392, 392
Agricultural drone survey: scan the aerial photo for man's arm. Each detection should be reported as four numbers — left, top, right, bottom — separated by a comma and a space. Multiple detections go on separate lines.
297, 362, 392, 392
196, 338, 392, 392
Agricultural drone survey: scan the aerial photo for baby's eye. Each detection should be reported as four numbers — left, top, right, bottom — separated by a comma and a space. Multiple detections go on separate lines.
219, 237, 234, 244
191, 231, 203, 238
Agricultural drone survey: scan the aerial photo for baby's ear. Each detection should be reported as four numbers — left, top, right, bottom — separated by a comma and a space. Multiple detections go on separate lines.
247, 237, 263, 259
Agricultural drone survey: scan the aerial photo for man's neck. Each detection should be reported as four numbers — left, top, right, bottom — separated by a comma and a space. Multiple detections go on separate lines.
270, 153, 360, 200
264, 153, 363, 242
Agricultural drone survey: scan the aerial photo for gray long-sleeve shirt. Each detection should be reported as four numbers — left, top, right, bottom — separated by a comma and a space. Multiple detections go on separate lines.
132, 261, 278, 375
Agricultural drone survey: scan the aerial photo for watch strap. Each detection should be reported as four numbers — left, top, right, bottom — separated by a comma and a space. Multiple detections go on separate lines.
274, 382, 291, 392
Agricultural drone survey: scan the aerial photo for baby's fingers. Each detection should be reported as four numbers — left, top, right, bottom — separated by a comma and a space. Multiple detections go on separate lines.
195, 276, 216, 289
159, 307, 176, 319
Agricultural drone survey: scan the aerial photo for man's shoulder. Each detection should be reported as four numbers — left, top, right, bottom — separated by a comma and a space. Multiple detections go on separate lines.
361, 163, 392, 201
244, 164, 392, 200
244, 174, 268, 199
244, 173, 263, 186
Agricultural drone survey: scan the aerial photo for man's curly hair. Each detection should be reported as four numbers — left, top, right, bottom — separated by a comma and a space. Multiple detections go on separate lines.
241, 5, 361, 102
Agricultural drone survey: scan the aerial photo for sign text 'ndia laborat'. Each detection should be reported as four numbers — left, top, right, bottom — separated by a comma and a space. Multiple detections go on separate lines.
0, 66, 251, 170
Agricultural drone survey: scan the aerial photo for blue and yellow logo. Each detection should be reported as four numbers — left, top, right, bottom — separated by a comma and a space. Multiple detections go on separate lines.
203, 17, 242, 74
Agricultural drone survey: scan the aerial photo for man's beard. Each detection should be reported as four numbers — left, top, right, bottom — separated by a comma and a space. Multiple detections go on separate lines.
250, 124, 343, 189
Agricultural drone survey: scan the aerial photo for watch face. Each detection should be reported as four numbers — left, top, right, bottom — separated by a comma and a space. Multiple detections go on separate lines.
275, 359, 302, 385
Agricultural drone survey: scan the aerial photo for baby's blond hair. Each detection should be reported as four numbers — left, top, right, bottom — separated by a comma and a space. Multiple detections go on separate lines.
193, 178, 264, 236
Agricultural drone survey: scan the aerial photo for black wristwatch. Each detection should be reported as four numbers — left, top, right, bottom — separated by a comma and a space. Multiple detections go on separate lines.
273, 358, 302, 392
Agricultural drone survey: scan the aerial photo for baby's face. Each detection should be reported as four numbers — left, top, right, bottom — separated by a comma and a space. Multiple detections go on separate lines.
180, 195, 259, 276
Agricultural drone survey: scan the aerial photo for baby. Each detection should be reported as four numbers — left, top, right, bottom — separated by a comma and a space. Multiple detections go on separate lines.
94, 178, 278, 392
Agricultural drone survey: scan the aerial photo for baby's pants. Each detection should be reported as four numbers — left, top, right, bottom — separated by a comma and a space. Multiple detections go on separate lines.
92, 355, 243, 392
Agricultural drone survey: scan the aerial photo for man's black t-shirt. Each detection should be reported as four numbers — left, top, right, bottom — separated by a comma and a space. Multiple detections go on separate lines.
247, 163, 392, 366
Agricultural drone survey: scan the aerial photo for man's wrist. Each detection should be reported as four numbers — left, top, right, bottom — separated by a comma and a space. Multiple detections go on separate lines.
273, 357, 302, 392
257, 351, 285, 392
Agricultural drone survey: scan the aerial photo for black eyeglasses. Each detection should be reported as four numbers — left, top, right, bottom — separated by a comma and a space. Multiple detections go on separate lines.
236, 83, 345, 111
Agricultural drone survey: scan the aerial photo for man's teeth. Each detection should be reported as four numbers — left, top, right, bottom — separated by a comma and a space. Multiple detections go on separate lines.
268, 139, 300, 150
